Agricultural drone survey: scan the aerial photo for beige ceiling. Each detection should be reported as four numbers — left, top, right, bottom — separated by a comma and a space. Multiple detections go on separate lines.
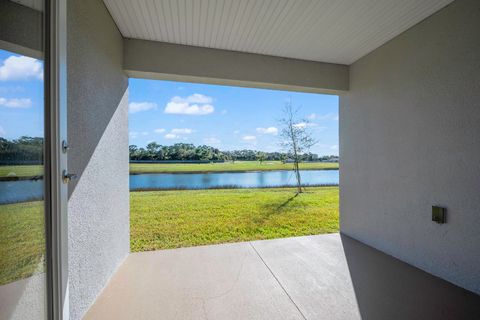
103, 0, 453, 65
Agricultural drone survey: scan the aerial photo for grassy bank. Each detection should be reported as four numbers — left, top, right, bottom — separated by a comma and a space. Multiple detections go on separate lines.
0, 165, 43, 179
0, 201, 45, 286
130, 161, 338, 174
0, 161, 339, 179
131, 186, 339, 251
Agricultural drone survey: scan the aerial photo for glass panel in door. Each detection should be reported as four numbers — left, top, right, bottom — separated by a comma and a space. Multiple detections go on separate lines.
0, 1, 47, 319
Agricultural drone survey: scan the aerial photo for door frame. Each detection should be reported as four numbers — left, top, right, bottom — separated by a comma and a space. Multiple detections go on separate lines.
44, 0, 69, 319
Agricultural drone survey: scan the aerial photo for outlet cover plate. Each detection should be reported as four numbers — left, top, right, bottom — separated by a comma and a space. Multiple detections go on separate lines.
432, 206, 446, 224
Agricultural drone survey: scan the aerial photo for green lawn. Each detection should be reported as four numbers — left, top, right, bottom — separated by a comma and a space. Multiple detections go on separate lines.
0, 186, 338, 285
131, 186, 339, 251
0, 201, 45, 286
130, 161, 338, 174
0, 165, 43, 179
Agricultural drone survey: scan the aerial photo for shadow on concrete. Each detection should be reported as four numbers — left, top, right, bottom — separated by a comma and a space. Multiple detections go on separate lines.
341, 234, 480, 320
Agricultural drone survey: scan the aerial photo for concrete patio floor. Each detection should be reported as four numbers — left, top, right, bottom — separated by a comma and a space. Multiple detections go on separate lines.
84, 234, 480, 320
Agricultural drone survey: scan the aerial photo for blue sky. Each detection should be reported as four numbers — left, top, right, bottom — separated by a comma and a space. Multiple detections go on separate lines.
0, 48, 338, 156
0, 49, 44, 140
129, 79, 339, 156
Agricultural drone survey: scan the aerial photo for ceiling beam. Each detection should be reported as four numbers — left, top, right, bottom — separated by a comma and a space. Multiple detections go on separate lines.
0, 0, 43, 59
124, 39, 349, 94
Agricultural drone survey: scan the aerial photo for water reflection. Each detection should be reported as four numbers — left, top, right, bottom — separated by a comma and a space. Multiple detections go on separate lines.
130, 169, 339, 190
0, 179, 43, 204
0, 169, 339, 204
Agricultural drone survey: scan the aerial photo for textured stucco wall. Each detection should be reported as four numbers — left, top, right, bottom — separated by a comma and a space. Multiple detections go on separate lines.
340, 0, 480, 294
67, 0, 129, 319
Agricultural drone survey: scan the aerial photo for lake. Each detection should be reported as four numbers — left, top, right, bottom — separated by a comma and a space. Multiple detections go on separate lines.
130, 169, 339, 190
0, 169, 339, 204
0, 179, 44, 204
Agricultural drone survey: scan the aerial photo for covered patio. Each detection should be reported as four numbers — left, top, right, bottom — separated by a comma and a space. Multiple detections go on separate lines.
85, 234, 480, 319
1, 0, 480, 319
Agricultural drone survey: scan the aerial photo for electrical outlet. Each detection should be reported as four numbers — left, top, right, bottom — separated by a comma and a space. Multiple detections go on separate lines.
432, 206, 446, 224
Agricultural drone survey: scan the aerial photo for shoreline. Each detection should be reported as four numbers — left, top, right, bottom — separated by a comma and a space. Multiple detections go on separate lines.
129, 167, 338, 175
0, 167, 339, 181
0, 175, 43, 182
131, 184, 339, 192
0, 185, 339, 205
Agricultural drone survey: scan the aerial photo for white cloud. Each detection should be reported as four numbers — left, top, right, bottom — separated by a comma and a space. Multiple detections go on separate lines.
165, 101, 214, 115
129, 131, 148, 139
0, 56, 43, 81
233, 130, 240, 134
184, 93, 213, 104
129, 102, 157, 113
164, 133, 178, 139
163, 128, 194, 139
221, 109, 228, 115
242, 135, 256, 141
256, 126, 278, 135
164, 94, 214, 115
0, 97, 32, 108
171, 128, 193, 134
0, 125, 5, 136
154, 128, 166, 133
204, 137, 221, 145
330, 144, 339, 150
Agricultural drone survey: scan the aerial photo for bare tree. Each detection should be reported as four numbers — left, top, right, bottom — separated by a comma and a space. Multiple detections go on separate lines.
279, 102, 317, 193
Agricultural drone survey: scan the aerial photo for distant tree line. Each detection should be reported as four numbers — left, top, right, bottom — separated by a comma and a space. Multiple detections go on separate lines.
0, 137, 338, 165
0, 137, 43, 164
130, 142, 338, 162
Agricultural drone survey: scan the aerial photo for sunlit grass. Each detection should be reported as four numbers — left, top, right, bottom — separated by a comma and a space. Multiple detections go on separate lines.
131, 186, 339, 251
0, 201, 45, 286
130, 161, 338, 174
0, 165, 43, 179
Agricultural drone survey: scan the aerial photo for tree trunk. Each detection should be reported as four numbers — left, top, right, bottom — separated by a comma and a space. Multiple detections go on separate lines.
293, 158, 302, 193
